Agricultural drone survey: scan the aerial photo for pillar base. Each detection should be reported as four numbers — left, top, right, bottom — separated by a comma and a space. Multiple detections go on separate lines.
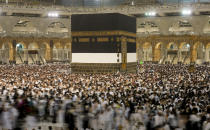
46, 60, 53, 63
24, 61, 28, 64
9, 61, 16, 64
36, 61, 41, 65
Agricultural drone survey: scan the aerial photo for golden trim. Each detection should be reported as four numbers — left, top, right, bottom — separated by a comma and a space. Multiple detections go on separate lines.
79, 38, 89, 42
0, 37, 71, 44
97, 37, 109, 42
72, 30, 136, 37
127, 38, 136, 43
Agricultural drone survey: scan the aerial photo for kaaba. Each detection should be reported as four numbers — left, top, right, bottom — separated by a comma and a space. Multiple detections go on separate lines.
71, 13, 136, 73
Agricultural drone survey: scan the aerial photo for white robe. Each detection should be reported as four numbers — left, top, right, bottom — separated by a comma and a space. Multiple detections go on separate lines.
1, 111, 12, 129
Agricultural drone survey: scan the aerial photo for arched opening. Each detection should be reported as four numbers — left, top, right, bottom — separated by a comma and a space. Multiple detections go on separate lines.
16, 42, 26, 64
205, 43, 210, 62
154, 42, 165, 63
28, 42, 39, 49
0, 43, 10, 64
27, 42, 40, 64
167, 42, 178, 50
193, 42, 205, 64
53, 42, 69, 62
142, 42, 152, 62
16, 43, 24, 51
53, 42, 60, 61
179, 42, 191, 64
63, 43, 71, 62
166, 42, 178, 64
40, 42, 50, 62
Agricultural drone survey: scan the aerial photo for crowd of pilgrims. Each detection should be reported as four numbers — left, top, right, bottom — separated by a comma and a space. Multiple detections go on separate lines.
0, 64, 209, 130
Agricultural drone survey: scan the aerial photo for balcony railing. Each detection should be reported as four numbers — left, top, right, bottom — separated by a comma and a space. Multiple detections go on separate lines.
0, 0, 209, 7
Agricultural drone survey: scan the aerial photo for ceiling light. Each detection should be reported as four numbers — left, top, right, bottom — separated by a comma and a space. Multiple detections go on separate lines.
182, 9, 192, 16
48, 12, 59, 17
145, 11, 156, 16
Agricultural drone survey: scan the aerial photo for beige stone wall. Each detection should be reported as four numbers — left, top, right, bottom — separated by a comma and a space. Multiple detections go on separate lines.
0, 16, 71, 38
0, 37, 71, 63
136, 35, 210, 64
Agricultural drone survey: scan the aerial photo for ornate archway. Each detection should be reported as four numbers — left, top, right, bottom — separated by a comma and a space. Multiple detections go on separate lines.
166, 42, 178, 64
154, 42, 165, 62
28, 42, 39, 49
40, 42, 51, 61
167, 42, 178, 50
15, 41, 27, 64
192, 42, 205, 64
63, 43, 71, 62
179, 42, 191, 64
142, 42, 152, 61
0, 42, 11, 64
27, 42, 40, 64
205, 43, 210, 62
53, 42, 62, 60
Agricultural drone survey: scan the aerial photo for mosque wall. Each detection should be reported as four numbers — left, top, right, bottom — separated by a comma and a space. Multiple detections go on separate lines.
136, 35, 210, 64
0, 13, 209, 64
0, 15, 71, 64
137, 15, 210, 36
0, 16, 71, 38
136, 15, 210, 64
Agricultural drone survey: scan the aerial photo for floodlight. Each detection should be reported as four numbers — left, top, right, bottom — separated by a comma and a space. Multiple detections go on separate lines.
145, 11, 156, 16
16, 44, 20, 47
48, 12, 59, 17
182, 9, 192, 16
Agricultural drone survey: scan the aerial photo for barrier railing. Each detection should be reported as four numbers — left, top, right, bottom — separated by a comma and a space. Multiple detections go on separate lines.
0, 0, 210, 8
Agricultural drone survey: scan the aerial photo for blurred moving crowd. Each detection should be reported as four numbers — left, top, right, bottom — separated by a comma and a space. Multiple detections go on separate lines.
0, 64, 209, 130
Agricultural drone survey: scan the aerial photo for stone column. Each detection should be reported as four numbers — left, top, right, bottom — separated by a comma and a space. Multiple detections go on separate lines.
121, 36, 127, 72
11, 40, 16, 64
69, 41, 72, 63
204, 43, 209, 62
45, 44, 51, 61
136, 41, 143, 63
65, 42, 72, 63
50, 40, 54, 62
24, 44, 29, 64
190, 43, 196, 63
61, 42, 65, 61
178, 49, 181, 63
151, 42, 155, 62
161, 43, 166, 59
